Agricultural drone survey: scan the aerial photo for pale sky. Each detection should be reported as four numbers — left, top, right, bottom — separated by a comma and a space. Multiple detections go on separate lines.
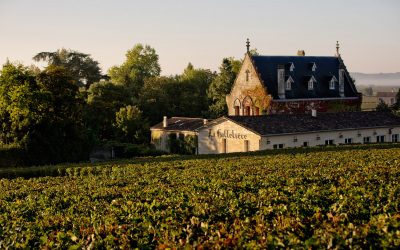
0, 0, 399, 75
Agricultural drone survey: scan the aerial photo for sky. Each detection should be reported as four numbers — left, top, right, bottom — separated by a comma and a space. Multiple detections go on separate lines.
0, 0, 399, 76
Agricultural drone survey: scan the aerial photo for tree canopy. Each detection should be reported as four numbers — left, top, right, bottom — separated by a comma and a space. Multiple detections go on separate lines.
207, 58, 241, 118
1, 43, 247, 164
33, 48, 103, 88
108, 44, 161, 95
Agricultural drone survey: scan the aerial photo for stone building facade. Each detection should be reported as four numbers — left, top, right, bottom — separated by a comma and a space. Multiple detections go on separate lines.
226, 41, 361, 116
152, 112, 400, 155
197, 111, 400, 154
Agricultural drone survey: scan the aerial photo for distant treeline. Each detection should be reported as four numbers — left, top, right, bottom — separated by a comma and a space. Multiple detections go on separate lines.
0, 44, 241, 165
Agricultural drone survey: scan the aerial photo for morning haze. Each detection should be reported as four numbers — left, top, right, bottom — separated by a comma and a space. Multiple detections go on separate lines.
0, 0, 399, 76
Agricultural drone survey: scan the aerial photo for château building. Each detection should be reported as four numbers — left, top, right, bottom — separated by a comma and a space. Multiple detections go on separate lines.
226, 40, 361, 115
150, 40, 398, 155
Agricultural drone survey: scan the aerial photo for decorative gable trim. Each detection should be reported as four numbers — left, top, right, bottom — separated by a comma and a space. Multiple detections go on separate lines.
228, 53, 267, 96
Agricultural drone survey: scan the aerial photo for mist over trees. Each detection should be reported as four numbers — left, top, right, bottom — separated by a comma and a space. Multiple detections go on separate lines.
0, 43, 240, 165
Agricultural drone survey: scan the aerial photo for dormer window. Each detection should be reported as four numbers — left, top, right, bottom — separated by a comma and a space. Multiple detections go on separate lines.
308, 81, 314, 90
329, 75, 337, 90
308, 76, 316, 90
289, 62, 295, 72
311, 62, 317, 72
285, 76, 294, 90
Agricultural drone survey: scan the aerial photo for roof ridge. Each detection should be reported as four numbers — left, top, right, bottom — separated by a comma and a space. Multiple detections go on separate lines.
170, 117, 203, 119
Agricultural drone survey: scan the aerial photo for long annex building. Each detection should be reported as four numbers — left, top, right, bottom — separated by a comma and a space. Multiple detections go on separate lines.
151, 111, 400, 154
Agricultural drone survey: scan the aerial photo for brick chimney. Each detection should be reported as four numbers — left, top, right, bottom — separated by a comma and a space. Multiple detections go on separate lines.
277, 65, 285, 99
163, 116, 168, 128
297, 50, 305, 56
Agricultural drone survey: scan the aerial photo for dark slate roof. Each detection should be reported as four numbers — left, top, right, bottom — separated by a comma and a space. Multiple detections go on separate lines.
250, 55, 359, 99
377, 92, 397, 98
228, 111, 400, 136
151, 117, 206, 132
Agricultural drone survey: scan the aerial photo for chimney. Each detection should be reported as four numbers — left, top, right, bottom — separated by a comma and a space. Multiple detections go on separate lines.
297, 50, 305, 56
163, 116, 168, 128
311, 109, 317, 117
277, 65, 285, 99
203, 119, 208, 125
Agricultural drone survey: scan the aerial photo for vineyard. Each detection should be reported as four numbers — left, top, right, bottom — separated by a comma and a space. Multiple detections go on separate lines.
1, 148, 400, 248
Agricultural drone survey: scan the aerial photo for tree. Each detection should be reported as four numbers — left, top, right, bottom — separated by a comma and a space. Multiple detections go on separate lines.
86, 81, 133, 141
108, 44, 161, 95
364, 86, 374, 96
179, 63, 216, 116
25, 65, 90, 164
0, 62, 41, 144
391, 89, 400, 111
0, 62, 91, 164
207, 58, 241, 118
33, 48, 103, 88
114, 105, 149, 144
376, 99, 391, 112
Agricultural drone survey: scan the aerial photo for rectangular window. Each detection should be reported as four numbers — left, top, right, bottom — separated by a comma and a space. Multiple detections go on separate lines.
308, 81, 313, 90
244, 140, 249, 152
285, 81, 291, 90
303, 141, 309, 147
273, 144, 284, 149
329, 81, 335, 90
325, 139, 334, 145
345, 138, 352, 144
222, 139, 227, 153
376, 135, 385, 143
363, 136, 371, 144
392, 134, 399, 142
234, 106, 239, 116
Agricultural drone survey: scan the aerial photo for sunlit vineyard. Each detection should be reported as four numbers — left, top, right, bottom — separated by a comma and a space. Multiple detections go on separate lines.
1, 148, 400, 248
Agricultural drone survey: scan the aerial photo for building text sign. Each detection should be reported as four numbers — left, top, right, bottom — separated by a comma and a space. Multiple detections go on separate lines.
209, 129, 248, 140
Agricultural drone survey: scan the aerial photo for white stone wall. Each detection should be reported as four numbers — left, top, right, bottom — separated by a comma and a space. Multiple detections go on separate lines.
226, 54, 265, 116
198, 119, 261, 154
260, 127, 400, 150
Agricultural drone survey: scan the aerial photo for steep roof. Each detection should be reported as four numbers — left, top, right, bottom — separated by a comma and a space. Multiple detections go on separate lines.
377, 92, 397, 98
228, 111, 400, 136
151, 117, 206, 132
250, 55, 358, 99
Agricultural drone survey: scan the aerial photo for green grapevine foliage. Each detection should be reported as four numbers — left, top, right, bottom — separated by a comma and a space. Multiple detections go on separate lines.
0, 148, 399, 248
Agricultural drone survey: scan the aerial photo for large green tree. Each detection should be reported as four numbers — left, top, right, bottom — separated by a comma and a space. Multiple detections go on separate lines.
86, 81, 133, 141
207, 58, 241, 118
26, 65, 90, 164
0, 62, 90, 164
108, 44, 161, 95
114, 105, 149, 144
33, 48, 103, 88
0, 62, 42, 144
179, 63, 216, 116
